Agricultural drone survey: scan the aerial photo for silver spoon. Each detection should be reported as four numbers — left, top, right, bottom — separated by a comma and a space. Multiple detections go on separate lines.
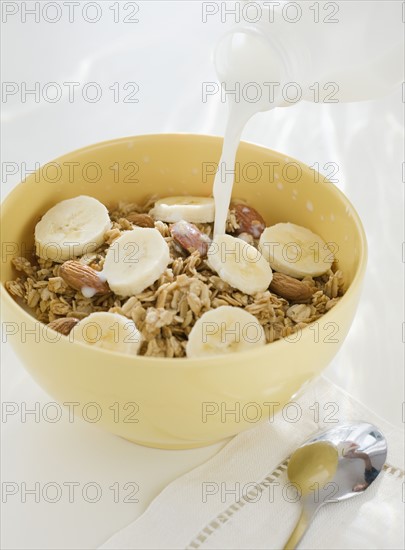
284, 421, 387, 549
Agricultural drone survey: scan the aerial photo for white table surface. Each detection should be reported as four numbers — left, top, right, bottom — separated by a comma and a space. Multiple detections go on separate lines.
1, 2, 404, 549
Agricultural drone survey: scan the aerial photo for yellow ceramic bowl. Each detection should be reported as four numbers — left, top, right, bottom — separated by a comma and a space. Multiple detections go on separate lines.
0, 135, 367, 449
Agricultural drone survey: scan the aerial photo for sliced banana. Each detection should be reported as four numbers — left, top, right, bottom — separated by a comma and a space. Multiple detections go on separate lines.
259, 222, 334, 278
71, 312, 141, 355
186, 306, 265, 357
150, 196, 215, 223
207, 234, 273, 295
35, 195, 111, 262
102, 228, 170, 297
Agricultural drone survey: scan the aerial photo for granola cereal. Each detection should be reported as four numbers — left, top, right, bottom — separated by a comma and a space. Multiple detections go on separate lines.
5, 197, 346, 357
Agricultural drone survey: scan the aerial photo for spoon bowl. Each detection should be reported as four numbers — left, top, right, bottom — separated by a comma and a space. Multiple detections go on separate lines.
284, 421, 387, 549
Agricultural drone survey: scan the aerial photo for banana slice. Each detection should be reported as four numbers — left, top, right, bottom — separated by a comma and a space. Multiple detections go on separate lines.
102, 228, 170, 297
186, 306, 265, 357
150, 196, 215, 223
71, 312, 141, 354
259, 222, 334, 278
207, 234, 273, 295
35, 195, 111, 262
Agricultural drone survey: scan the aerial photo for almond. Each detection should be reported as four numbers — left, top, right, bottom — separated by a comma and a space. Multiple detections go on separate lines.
232, 203, 266, 239
269, 272, 315, 302
47, 317, 79, 335
126, 212, 155, 228
60, 261, 110, 296
170, 220, 211, 257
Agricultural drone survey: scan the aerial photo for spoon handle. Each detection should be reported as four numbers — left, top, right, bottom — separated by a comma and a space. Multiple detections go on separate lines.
283, 512, 306, 550
283, 504, 320, 550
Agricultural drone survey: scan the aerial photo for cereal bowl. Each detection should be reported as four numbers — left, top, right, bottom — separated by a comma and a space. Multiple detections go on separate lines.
0, 134, 367, 449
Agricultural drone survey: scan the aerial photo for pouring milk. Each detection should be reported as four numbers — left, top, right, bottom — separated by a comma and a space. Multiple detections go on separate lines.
212, 1, 404, 236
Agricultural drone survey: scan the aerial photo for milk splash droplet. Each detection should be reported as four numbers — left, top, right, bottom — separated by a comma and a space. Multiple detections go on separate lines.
97, 271, 108, 283
82, 286, 97, 298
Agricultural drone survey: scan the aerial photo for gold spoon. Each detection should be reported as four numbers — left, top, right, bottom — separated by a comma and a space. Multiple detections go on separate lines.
284, 422, 387, 549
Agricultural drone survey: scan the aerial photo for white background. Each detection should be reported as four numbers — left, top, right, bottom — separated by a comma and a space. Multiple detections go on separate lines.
1, 1, 404, 549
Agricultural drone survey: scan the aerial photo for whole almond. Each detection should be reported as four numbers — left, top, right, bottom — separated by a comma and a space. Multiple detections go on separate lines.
270, 272, 315, 302
126, 212, 155, 228
170, 220, 211, 257
60, 261, 110, 296
47, 317, 79, 335
232, 203, 266, 239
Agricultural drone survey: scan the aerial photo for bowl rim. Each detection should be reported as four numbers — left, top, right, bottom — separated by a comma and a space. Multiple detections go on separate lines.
0, 133, 368, 367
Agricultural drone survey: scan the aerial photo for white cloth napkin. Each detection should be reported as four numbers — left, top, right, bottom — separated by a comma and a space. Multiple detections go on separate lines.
99, 376, 404, 550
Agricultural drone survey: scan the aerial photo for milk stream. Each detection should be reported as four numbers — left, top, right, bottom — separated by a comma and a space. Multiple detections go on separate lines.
213, 104, 253, 236
211, 1, 403, 236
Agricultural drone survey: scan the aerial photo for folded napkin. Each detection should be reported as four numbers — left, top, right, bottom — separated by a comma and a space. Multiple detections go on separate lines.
99, 376, 404, 550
